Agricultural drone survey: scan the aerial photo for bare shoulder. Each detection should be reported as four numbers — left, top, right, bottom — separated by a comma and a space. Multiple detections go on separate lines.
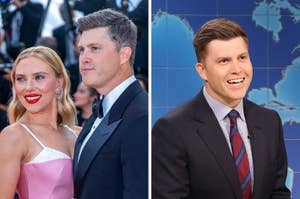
0, 123, 28, 197
0, 123, 28, 158
0, 123, 26, 143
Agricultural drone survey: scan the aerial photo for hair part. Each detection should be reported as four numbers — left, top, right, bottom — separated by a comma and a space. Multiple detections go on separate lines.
193, 18, 248, 62
77, 8, 137, 67
8, 46, 77, 126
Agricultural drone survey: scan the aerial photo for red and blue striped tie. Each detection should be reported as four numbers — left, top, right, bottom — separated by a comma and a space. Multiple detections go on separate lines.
228, 110, 252, 199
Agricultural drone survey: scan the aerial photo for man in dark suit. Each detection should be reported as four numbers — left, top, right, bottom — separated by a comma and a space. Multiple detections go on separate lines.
73, 0, 106, 15
73, 9, 148, 199
152, 18, 290, 199
4, 0, 43, 48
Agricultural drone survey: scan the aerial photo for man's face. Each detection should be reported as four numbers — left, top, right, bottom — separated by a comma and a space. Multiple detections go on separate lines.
78, 27, 122, 95
196, 37, 253, 107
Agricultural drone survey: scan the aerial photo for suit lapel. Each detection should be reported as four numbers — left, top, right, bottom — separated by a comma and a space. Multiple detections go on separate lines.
194, 91, 242, 198
74, 81, 144, 184
76, 114, 122, 182
108, 81, 143, 123
243, 100, 265, 197
73, 115, 96, 175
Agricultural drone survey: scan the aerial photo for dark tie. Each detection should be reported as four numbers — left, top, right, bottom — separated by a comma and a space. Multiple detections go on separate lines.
92, 96, 104, 118
228, 110, 252, 199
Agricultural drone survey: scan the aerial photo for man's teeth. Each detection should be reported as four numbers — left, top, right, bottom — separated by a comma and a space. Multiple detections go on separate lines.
228, 78, 244, 84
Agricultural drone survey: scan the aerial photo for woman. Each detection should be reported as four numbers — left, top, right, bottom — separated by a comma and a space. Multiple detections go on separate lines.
73, 82, 98, 126
0, 46, 81, 198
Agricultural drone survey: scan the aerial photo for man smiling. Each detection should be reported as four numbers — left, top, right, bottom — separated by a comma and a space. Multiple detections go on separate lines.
152, 18, 290, 199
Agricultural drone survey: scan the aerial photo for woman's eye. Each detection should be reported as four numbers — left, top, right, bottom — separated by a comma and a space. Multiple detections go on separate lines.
35, 75, 45, 80
16, 77, 25, 82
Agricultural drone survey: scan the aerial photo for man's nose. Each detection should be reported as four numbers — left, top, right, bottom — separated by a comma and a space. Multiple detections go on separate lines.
231, 60, 242, 73
80, 50, 91, 63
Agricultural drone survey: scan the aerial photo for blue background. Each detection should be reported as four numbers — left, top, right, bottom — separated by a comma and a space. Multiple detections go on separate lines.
152, 0, 300, 196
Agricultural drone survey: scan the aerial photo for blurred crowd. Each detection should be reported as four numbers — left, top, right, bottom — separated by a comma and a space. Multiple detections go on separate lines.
0, 0, 148, 132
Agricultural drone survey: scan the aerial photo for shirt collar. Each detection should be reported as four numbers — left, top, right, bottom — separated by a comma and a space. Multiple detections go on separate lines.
101, 75, 136, 116
203, 86, 245, 121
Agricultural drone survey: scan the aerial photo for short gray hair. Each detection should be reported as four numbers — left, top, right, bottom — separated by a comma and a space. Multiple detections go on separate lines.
77, 8, 137, 67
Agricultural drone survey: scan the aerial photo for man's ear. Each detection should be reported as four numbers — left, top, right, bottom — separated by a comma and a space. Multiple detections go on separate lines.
120, 46, 132, 65
195, 62, 207, 81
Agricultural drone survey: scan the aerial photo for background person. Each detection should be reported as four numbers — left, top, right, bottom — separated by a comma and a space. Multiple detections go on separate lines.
73, 81, 99, 126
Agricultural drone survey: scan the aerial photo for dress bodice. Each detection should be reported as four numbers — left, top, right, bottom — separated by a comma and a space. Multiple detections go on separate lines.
16, 123, 77, 199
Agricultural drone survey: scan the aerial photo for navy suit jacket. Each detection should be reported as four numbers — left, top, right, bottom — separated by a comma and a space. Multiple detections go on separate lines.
74, 81, 148, 199
5, 2, 43, 48
152, 90, 290, 199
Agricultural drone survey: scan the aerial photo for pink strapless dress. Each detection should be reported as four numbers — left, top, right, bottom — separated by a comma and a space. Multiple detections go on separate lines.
17, 123, 76, 199
16, 148, 74, 199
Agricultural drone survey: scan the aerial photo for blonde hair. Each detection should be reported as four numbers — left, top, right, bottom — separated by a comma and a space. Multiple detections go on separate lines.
8, 46, 76, 126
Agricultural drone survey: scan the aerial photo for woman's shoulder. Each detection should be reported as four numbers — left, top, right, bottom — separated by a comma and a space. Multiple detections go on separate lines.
0, 122, 26, 139
0, 123, 28, 157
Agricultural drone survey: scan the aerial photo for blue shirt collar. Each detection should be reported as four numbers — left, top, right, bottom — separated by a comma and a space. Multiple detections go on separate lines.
203, 86, 245, 121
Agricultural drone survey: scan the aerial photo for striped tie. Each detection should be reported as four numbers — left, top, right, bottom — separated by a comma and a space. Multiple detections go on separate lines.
228, 110, 252, 199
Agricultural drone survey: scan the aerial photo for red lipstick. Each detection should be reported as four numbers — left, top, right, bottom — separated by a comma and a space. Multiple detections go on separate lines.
24, 93, 41, 104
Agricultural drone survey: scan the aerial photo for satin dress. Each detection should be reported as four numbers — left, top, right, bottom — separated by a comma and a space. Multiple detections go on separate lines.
16, 123, 77, 199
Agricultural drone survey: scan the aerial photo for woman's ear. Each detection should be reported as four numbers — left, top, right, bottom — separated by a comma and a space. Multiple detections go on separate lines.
55, 77, 64, 100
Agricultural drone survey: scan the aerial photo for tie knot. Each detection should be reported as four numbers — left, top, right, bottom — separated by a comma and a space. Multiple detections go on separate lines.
228, 110, 239, 122
92, 97, 104, 118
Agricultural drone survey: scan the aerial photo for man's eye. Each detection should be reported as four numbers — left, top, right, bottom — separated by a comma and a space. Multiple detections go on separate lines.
91, 46, 100, 52
219, 59, 228, 64
240, 55, 248, 61
79, 47, 84, 53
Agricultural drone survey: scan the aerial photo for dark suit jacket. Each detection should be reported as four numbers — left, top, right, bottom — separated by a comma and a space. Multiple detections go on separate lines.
73, 81, 148, 199
5, 2, 43, 48
73, 0, 106, 15
129, 0, 148, 76
52, 25, 66, 62
18, 2, 43, 48
152, 90, 290, 199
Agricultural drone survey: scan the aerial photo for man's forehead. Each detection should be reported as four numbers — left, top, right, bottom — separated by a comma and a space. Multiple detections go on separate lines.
78, 28, 110, 46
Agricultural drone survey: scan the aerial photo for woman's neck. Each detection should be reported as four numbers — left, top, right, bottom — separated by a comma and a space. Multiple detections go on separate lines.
20, 110, 59, 129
